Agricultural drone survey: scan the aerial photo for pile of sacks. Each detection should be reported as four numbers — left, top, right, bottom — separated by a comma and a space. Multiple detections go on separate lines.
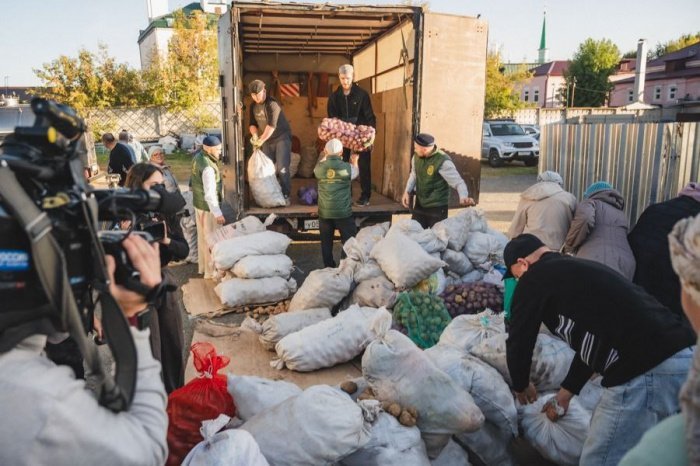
208, 216, 296, 308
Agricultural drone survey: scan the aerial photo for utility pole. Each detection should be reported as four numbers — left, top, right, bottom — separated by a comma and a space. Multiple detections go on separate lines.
571, 77, 577, 107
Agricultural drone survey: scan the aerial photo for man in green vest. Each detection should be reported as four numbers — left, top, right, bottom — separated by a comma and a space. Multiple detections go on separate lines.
314, 138, 359, 267
401, 133, 475, 228
191, 135, 224, 279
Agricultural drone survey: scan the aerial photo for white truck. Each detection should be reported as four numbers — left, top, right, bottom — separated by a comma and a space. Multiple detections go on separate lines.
217, 2, 487, 232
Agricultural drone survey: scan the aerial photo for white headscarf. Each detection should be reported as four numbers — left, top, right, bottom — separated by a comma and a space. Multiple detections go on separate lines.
324, 138, 343, 156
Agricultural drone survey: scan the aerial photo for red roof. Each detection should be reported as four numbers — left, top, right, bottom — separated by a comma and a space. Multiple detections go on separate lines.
530, 60, 570, 77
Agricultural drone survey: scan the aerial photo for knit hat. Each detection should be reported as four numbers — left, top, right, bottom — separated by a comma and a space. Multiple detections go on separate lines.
669, 213, 700, 305
415, 133, 435, 147
503, 234, 545, 278
248, 79, 265, 94
147, 145, 164, 158
202, 135, 221, 147
537, 171, 563, 186
584, 181, 613, 199
324, 138, 343, 156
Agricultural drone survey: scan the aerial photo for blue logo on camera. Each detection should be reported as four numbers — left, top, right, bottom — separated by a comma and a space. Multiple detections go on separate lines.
0, 250, 30, 271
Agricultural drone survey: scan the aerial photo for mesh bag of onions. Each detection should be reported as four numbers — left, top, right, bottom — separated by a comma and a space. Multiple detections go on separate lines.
317, 117, 376, 152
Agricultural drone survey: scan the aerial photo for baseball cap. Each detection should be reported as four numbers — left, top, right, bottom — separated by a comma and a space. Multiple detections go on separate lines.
202, 135, 221, 147
503, 234, 545, 278
248, 80, 265, 95
415, 133, 435, 147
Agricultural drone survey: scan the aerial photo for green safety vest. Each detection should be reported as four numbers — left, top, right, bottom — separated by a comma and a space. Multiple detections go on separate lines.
414, 148, 450, 208
191, 150, 223, 212
314, 155, 353, 219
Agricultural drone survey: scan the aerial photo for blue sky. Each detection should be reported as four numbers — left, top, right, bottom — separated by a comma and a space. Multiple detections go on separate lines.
2, 0, 699, 86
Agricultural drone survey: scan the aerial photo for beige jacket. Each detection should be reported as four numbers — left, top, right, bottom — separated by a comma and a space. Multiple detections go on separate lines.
508, 181, 577, 250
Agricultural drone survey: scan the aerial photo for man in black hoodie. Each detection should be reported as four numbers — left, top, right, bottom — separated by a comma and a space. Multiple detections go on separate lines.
504, 233, 695, 466
327, 64, 376, 206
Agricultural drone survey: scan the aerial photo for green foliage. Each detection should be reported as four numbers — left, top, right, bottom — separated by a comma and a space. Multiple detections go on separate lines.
33, 44, 148, 111
652, 32, 700, 59
564, 38, 620, 107
143, 10, 219, 111
484, 51, 532, 118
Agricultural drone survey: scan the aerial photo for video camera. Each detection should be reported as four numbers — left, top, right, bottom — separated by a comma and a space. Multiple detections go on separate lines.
0, 98, 181, 412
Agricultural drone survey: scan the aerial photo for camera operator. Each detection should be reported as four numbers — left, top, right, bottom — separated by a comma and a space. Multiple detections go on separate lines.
124, 163, 188, 393
0, 234, 168, 465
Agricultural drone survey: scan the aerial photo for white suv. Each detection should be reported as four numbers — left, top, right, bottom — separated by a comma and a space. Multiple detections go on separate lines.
482, 120, 540, 167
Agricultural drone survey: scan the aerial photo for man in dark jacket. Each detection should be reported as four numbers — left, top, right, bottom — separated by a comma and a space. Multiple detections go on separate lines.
504, 233, 695, 466
628, 182, 700, 320
314, 138, 359, 267
327, 64, 375, 206
102, 132, 134, 187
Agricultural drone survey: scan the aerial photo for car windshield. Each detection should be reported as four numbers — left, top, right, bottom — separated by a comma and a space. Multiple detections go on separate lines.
490, 123, 526, 136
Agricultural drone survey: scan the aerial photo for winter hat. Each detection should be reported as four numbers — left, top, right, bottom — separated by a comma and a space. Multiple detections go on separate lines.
324, 138, 343, 156
669, 213, 700, 305
148, 145, 164, 158
584, 181, 613, 199
503, 234, 545, 278
537, 171, 563, 186
203, 135, 221, 147
415, 133, 435, 147
248, 79, 265, 94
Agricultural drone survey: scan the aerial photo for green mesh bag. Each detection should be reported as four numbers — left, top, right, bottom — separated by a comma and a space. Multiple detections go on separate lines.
393, 291, 452, 349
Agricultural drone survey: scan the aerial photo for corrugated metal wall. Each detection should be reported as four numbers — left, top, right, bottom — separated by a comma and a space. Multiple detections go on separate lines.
540, 122, 700, 226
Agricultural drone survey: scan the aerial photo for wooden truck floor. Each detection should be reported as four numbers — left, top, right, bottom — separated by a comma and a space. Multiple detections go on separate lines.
245, 177, 408, 218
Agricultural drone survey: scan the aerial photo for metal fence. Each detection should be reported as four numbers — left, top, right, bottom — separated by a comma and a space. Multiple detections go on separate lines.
85, 102, 222, 140
512, 107, 679, 126
540, 122, 700, 226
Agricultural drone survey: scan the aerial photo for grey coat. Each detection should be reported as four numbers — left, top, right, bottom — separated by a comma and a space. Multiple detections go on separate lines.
564, 189, 636, 280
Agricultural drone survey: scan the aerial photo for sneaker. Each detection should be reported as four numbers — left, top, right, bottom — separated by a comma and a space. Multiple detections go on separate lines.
354, 197, 370, 207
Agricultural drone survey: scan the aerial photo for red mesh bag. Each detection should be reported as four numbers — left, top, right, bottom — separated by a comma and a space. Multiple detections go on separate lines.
166, 342, 236, 465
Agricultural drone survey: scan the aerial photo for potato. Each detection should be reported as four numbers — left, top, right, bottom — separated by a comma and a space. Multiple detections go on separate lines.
398, 410, 417, 427
340, 381, 358, 394
387, 403, 402, 417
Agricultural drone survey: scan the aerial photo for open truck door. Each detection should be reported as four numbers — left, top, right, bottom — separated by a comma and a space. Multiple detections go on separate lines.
417, 13, 488, 204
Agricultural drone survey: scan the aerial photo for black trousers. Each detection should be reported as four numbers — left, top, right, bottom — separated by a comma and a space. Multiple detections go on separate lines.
343, 147, 372, 200
411, 199, 448, 229
319, 216, 357, 268
148, 269, 185, 394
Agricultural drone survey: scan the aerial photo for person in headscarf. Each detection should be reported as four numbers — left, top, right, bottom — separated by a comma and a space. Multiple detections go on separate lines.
563, 181, 636, 280
508, 170, 577, 250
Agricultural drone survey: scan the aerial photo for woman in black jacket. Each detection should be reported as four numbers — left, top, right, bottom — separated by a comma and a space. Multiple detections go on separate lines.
125, 163, 188, 393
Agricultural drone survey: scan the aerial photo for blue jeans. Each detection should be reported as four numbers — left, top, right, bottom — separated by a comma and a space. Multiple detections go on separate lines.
580, 347, 694, 466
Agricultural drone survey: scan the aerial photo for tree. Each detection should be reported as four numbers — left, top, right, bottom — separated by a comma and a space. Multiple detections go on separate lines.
484, 50, 532, 118
564, 38, 620, 107
143, 10, 218, 111
652, 32, 700, 59
33, 44, 147, 111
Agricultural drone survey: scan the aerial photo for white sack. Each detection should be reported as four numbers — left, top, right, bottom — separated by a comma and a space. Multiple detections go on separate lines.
432, 214, 471, 251
371, 231, 445, 289
232, 254, 293, 279
464, 231, 504, 266
226, 375, 302, 421
388, 219, 448, 254
214, 277, 295, 308
288, 262, 354, 312
351, 275, 398, 309
257, 307, 331, 350
438, 310, 506, 353
520, 395, 591, 466
241, 385, 371, 466
212, 231, 291, 271
425, 345, 517, 438
470, 333, 575, 391
442, 249, 474, 276
247, 148, 286, 207
343, 222, 390, 263
273, 306, 392, 371
455, 422, 517, 466
362, 330, 485, 437
207, 216, 267, 250
354, 260, 385, 282
464, 208, 489, 233
430, 439, 471, 466
182, 415, 270, 466
341, 413, 431, 466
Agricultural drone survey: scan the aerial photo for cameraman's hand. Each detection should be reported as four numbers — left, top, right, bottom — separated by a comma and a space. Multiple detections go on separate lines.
105, 234, 162, 318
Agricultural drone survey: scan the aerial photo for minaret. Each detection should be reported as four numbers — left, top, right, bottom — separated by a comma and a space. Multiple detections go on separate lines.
538, 11, 548, 64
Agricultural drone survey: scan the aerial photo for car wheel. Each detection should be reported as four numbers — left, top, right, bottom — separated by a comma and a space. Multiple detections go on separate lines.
524, 158, 539, 167
488, 150, 504, 168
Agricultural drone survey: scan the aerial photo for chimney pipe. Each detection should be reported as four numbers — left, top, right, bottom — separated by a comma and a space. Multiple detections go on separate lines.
633, 39, 648, 103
